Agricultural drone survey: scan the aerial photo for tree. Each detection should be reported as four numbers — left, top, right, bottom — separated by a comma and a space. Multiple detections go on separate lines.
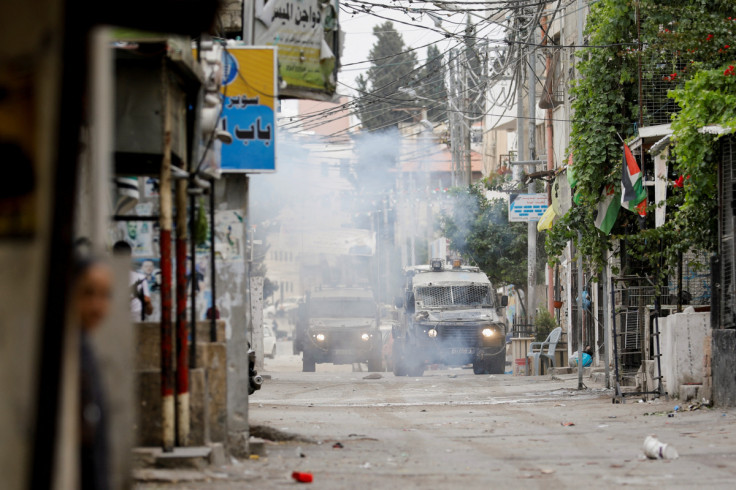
545, 0, 736, 279
355, 22, 418, 131
417, 45, 448, 123
441, 185, 537, 288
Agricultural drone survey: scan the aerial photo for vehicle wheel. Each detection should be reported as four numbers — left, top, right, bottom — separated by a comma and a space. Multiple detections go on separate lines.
473, 359, 488, 375
406, 345, 425, 377
408, 362, 425, 377
368, 352, 382, 372
392, 342, 407, 376
292, 338, 301, 355
302, 353, 316, 372
488, 351, 505, 374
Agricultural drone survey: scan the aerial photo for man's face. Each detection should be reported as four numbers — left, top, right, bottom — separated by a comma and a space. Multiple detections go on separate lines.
75, 263, 113, 331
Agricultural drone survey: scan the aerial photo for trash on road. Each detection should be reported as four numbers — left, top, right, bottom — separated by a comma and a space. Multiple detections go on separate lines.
643, 435, 679, 460
332, 442, 344, 449
561, 422, 575, 427
363, 373, 382, 380
292, 471, 313, 483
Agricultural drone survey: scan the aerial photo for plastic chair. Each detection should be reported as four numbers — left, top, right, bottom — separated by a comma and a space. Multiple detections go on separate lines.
527, 327, 562, 376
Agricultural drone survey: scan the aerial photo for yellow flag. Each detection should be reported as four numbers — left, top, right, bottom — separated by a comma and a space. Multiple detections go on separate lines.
536, 206, 556, 232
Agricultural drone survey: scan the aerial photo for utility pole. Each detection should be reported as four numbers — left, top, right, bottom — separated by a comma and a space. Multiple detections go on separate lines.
464, 58, 472, 187
527, 23, 538, 323
577, 232, 585, 390
159, 80, 175, 452
464, 15, 473, 187
513, 16, 525, 185
448, 51, 460, 187
577, 0, 586, 391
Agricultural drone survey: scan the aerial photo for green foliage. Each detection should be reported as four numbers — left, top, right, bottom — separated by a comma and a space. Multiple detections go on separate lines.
668, 65, 736, 250
354, 22, 418, 131
545, 0, 736, 278
418, 45, 447, 123
440, 185, 532, 287
545, 0, 637, 269
535, 310, 557, 342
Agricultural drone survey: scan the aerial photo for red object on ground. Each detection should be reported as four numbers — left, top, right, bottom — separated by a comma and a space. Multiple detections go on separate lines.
292, 472, 313, 483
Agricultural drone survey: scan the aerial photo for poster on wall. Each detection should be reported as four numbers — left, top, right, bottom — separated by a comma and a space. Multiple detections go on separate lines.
254, 0, 339, 99
117, 202, 156, 256
220, 47, 277, 173
213, 210, 245, 260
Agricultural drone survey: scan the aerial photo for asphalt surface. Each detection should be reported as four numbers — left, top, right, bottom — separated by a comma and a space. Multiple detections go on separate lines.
135, 340, 736, 489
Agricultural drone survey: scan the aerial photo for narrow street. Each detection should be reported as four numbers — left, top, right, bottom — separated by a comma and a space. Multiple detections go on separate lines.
135, 341, 736, 489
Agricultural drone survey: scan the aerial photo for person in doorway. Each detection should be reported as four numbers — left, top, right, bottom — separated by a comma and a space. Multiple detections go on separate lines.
72, 256, 113, 490
112, 240, 153, 321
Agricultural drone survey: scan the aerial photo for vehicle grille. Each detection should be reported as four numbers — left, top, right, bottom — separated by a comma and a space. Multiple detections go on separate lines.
415, 285, 490, 307
437, 324, 479, 346
326, 330, 366, 348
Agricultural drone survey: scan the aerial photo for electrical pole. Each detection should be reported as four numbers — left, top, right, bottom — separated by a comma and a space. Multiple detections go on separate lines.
577, 231, 585, 390
577, 0, 586, 391
464, 58, 472, 187
464, 15, 473, 187
527, 23, 537, 323
448, 52, 458, 187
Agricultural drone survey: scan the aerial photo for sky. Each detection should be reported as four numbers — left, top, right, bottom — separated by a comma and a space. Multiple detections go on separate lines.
335, 2, 481, 95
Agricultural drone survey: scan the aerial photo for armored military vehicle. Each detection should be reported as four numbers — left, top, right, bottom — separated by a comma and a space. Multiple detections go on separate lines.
294, 287, 382, 372
393, 259, 508, 376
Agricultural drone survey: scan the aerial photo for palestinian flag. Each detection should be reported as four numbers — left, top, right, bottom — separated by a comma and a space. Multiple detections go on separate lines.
594, 184, 620, 235
620, 143, 647, 216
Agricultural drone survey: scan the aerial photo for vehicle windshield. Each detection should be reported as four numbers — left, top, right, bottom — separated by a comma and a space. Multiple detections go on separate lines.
310, 298, 377, 318
414, 285, 492, 308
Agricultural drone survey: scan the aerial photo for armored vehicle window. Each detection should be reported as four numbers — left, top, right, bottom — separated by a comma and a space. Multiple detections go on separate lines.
310, 298, 377, 317
415, 285, 492, 308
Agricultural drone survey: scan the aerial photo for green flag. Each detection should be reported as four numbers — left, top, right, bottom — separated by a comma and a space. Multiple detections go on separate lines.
594, 184, 621, 235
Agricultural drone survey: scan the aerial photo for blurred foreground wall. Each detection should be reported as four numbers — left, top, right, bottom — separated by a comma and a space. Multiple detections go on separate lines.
0, 1, 64, 489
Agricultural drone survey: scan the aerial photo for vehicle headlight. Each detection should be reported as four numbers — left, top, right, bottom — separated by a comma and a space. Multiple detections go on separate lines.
428, 328, 438, 338
361, 333, 370, 342
315, 333, 326, 342
482, 328, 494, 338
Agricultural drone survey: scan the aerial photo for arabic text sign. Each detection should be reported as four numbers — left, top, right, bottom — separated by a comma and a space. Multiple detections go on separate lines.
255, 0, 336, 94
220, 47, 277, 173
509, 193, 549, 222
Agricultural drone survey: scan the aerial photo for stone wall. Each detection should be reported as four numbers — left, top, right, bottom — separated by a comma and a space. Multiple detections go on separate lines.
135, 320, 227, 447
660, 311, 711, 399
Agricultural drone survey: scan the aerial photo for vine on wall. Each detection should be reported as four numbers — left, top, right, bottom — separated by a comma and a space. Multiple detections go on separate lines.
545, 0, 736, 280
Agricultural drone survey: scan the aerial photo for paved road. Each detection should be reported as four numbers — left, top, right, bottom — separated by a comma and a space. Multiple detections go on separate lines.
136, 340, 736, 489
